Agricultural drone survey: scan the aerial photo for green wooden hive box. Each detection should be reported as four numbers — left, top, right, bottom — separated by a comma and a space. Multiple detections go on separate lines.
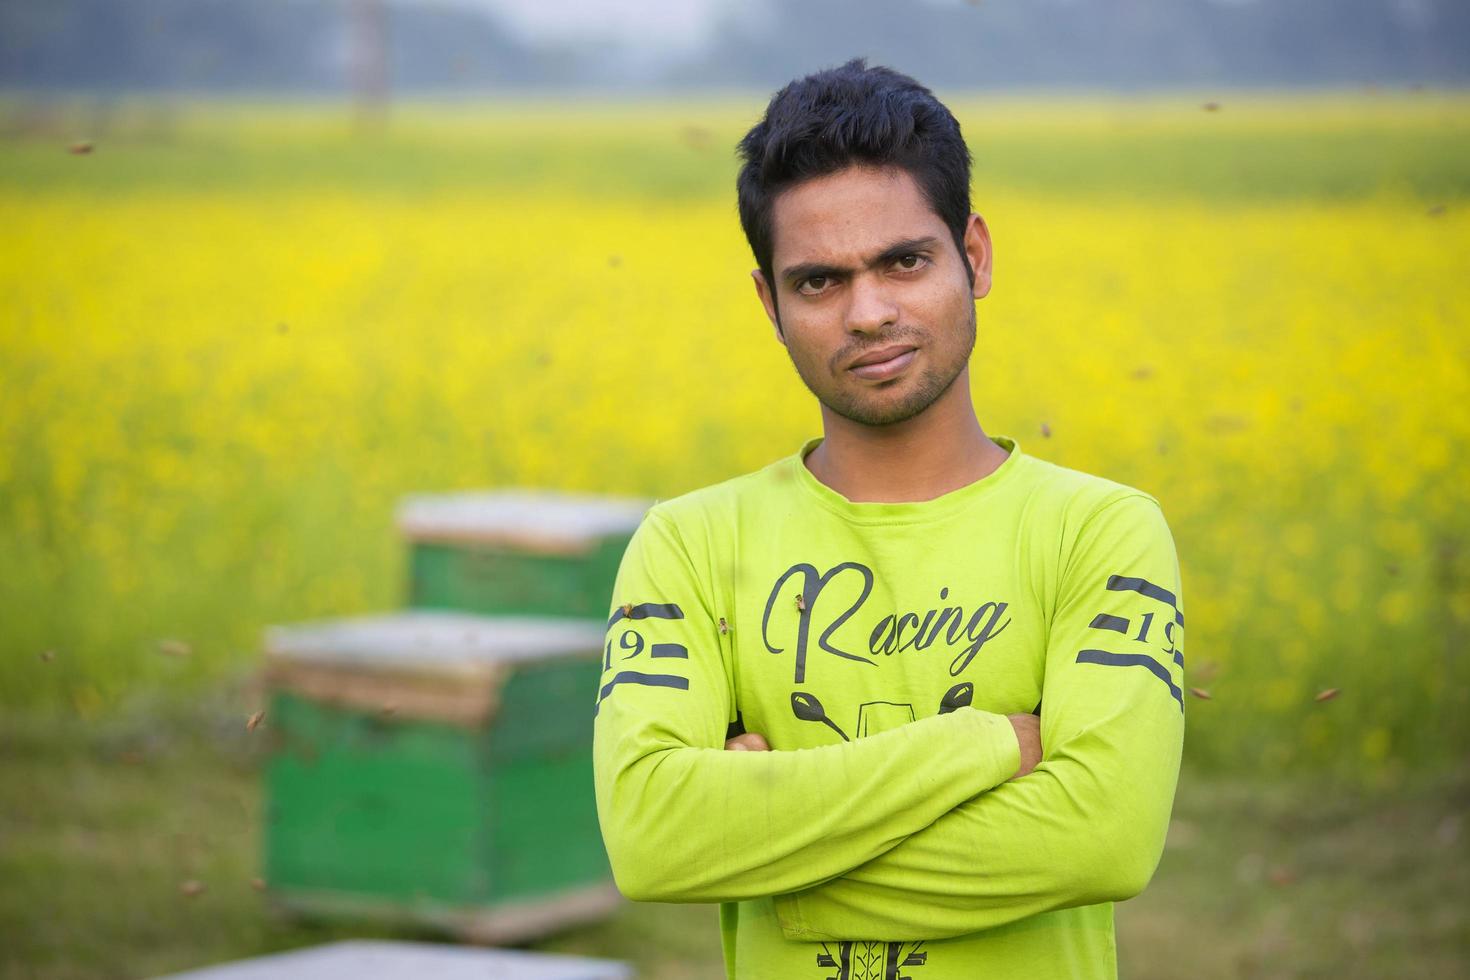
396, 490, 651, 619
260, 610, 617, 943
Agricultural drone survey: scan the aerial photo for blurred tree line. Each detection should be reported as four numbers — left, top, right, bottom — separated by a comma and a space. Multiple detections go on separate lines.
1, 0, 1466, 95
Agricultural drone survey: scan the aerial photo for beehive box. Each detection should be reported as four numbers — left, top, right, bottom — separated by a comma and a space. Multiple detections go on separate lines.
396, 490, 650, 619
260, 611, 616, 943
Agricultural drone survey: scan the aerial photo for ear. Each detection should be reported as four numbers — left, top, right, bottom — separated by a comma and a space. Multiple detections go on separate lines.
963, 212, 993, 300
751, 269, 785, 344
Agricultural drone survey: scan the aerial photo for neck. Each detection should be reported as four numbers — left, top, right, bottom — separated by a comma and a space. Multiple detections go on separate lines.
804, 365, 1010, 503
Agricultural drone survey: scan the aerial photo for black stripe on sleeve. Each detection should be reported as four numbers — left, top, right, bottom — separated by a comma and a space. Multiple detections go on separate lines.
1088, 613, 1130, 634
1075, 649, 1184, 712
593, 671, 690, 715
607, 602, 685, 628
1106, 575, 1185, 627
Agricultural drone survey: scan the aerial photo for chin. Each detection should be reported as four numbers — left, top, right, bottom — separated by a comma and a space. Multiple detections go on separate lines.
828, 390, 935, 427
845, 367, 957, 425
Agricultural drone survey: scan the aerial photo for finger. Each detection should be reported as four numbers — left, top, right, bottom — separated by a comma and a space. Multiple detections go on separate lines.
724, 733, 771, 751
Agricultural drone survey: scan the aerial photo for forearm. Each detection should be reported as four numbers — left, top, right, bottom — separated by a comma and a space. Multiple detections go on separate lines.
772, 737, 1182, 941
594, 704, 1020, 904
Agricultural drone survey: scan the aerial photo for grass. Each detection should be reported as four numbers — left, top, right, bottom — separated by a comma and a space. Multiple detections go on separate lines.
1, 671, 1465, 979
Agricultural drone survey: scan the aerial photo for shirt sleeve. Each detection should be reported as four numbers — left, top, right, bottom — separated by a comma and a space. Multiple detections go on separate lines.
771, 492, 1187, 941
592, 507, 1023, 905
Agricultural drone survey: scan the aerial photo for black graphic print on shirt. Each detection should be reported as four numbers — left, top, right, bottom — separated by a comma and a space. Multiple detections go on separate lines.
816, 937, 929, 978
763, 560, 1012, 684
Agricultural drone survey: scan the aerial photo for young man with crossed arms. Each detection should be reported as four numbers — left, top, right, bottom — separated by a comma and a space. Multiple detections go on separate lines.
592, 58, 1186, 979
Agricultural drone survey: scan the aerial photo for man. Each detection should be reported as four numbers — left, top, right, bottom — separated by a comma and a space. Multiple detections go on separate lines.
592, 57, 1185, 979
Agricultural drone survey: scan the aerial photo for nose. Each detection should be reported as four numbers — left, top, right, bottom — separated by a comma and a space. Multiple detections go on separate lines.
843, 270, 899, 335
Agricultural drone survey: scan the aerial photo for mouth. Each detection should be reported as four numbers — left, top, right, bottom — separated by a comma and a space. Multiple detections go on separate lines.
848, 346, 918, 381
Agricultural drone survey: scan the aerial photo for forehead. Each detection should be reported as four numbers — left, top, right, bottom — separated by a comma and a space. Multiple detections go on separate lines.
769, 164, 946, 269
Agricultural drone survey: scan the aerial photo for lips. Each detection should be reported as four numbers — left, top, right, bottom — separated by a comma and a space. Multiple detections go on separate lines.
848, 346, 918, 381
849, 344, 918, 369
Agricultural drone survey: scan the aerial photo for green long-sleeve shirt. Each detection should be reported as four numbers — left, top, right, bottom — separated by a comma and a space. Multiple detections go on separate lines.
592, 433, 1186, 979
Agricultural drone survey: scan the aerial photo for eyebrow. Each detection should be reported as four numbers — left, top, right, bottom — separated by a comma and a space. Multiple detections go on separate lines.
780, 236, 942, 288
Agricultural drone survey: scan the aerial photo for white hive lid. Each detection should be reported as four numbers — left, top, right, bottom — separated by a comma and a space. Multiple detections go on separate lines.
395, 489, 652, 553
148, 938, 633, 979
264, 610, 606, 673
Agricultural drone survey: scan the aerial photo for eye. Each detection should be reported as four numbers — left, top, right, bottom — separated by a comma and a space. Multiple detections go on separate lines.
796, 275, 831, 297
894, 253, 929, 272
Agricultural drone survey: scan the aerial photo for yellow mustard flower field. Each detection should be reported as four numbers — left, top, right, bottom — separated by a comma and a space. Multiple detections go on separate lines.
2, 94, 1466, 782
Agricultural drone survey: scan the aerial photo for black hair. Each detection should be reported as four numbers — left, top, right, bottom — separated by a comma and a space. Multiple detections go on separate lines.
735, 57, 974, 330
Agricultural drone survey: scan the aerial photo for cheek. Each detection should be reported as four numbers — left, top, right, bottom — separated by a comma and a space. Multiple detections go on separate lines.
922, 288, 973, 339
781, 316, 836, 362
789, 339, 829, 375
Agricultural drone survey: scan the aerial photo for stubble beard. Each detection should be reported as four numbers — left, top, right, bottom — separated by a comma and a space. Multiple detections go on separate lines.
788, 304, 977, 428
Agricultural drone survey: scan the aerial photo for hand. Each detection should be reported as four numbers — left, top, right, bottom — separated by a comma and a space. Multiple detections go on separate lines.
725, 732, 770, 751
1006, 713, 1041, 779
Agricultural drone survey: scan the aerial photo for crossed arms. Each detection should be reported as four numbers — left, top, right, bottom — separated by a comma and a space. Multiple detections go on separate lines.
591, 493, 1186, 942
